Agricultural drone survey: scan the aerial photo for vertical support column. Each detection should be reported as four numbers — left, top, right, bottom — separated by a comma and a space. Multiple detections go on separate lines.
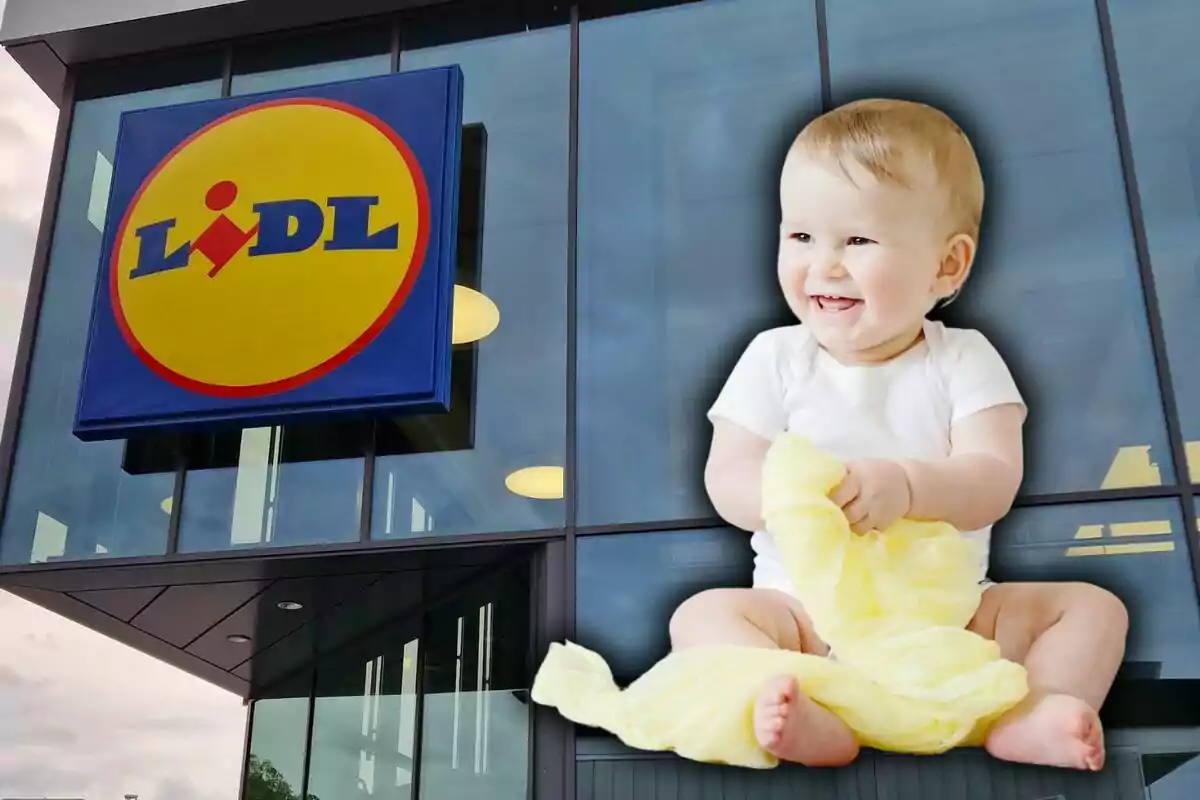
532, 540, 573, 800
236, 699, 255, 800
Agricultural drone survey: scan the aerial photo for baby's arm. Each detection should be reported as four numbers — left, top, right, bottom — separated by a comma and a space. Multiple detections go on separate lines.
705, 331, 788, 531
901, 402, 1025, 532
705, 419, 773, 532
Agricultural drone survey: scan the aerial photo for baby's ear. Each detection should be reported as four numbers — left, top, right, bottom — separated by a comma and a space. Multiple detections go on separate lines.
937, 233, 975, 297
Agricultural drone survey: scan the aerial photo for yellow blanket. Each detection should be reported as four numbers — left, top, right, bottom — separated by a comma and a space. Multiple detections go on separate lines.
530, 435, 1029, 768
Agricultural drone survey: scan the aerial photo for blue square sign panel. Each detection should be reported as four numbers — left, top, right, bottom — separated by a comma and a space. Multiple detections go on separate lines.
73, 67, 464, 440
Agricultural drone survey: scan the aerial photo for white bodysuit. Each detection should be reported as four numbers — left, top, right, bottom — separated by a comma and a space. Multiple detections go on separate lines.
707, 319, 1024, 593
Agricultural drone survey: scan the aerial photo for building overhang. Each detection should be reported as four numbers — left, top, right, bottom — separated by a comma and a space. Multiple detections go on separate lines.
0, 0, 454, 103
0, 535, 545, 698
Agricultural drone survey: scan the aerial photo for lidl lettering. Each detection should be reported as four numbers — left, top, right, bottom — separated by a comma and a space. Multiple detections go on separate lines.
131, 180, 401, 280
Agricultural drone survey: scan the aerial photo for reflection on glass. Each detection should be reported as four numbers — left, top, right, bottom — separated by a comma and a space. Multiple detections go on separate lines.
0, 76, 222, 565
231, 24, 392, 96
246, 689, 312, 800
575, 528, 753, 683
178, 422, 369, 552
825, 0, 1172, 494
419, 567, 530, 799
993, 498, 1200, 679
302, 563, 531, 799
307, 639, 422, 800
1107, 0, 1200, 469
370, 20, 569, 539
575, 0, 823, 527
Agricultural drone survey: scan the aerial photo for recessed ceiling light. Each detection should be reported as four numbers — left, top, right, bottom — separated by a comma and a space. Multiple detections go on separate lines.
226, 634, 251, 644
160, 496, 173, 515
277, 601, 304, 611
505, 466, 564, 500
452, 285, 500, 345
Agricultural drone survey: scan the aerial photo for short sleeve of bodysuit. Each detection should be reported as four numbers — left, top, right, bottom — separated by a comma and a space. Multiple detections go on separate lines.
707, 330, 790, 441
939, 328, 1026, 424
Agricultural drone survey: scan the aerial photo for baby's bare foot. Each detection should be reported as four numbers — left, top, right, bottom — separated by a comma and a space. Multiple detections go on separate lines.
753, 675, 859, 767
986, 693, 1105, 771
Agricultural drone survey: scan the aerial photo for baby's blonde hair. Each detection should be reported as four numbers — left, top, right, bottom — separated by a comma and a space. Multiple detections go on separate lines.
790, 98, 984, 244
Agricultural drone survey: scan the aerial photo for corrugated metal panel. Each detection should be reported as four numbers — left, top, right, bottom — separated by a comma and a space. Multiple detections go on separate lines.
578, 756, 874, 800
577, 747, 1145, 800
871, 749, 1144, 800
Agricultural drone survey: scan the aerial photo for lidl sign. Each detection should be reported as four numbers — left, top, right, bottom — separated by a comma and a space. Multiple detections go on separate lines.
74, 68, 463, 440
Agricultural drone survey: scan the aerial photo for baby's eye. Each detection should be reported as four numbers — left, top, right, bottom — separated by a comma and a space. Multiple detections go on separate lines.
789, 232, 811, 243
847, 236, 875, 246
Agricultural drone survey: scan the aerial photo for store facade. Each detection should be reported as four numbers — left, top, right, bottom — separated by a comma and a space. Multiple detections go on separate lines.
2, 0, 1200, 797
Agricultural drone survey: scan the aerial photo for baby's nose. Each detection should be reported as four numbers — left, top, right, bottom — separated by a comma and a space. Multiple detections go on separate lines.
812, 252, 848, 279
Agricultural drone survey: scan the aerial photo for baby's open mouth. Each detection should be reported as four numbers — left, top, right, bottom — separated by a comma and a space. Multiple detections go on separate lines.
812, 295, 862, 312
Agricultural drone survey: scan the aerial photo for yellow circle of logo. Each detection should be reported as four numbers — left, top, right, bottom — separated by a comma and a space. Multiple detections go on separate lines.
111, 99, 430, 397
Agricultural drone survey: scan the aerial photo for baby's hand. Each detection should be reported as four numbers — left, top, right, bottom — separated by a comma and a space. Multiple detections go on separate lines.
829, 459, 912, 534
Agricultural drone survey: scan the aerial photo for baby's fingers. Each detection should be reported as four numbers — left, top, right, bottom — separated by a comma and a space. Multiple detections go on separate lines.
844, 498, 870, 533
829, 472, 860, 507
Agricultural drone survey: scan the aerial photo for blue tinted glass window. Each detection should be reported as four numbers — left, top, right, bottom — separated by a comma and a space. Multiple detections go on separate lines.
1108, 0, 1200, 481
826, 0, 1171, 495
576, 0, 823, 527
992, 498, 1200, 679
178, 422, 371, 553
368, 22, 570, 539
575, 528, 752, 683
231, 24, 392, 96
1, 79, 222, 565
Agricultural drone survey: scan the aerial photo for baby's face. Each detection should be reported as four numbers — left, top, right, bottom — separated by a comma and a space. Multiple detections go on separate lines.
777, 150, 969, 363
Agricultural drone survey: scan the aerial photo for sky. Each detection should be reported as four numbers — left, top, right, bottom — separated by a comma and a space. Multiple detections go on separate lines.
0, 6, 247, 799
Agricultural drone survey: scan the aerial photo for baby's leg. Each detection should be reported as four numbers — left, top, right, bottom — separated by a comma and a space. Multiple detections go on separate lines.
670, 588, 859, 767
968, 582, 1128, 771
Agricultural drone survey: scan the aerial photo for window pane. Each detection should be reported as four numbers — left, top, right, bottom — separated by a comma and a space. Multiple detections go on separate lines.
825, 0, 1172, 495
231, 24, 392, 96
369, 19, 569, 539
418, 565, 531, 799
992, 498, 1200, 680
575, 529, 752, 684
246, 683, 312, 800
302, 561, 531, 800
76, 50, 226, 101
177, 422, 370, 552
307, 636, 422, 800
1107, 0, 1200, 481
576, 0, 823, 526
0, 78, 222, 566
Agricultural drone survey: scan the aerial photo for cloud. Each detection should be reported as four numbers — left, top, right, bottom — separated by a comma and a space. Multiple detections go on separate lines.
0, 31, 48, 397
0, 591, 246, 800
0, 663, 22, 686
0, 46, 54, 228
0, 27, 247, 800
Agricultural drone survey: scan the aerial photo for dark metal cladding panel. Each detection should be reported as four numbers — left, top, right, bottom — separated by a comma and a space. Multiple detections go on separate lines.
577, 747, 1146, 800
